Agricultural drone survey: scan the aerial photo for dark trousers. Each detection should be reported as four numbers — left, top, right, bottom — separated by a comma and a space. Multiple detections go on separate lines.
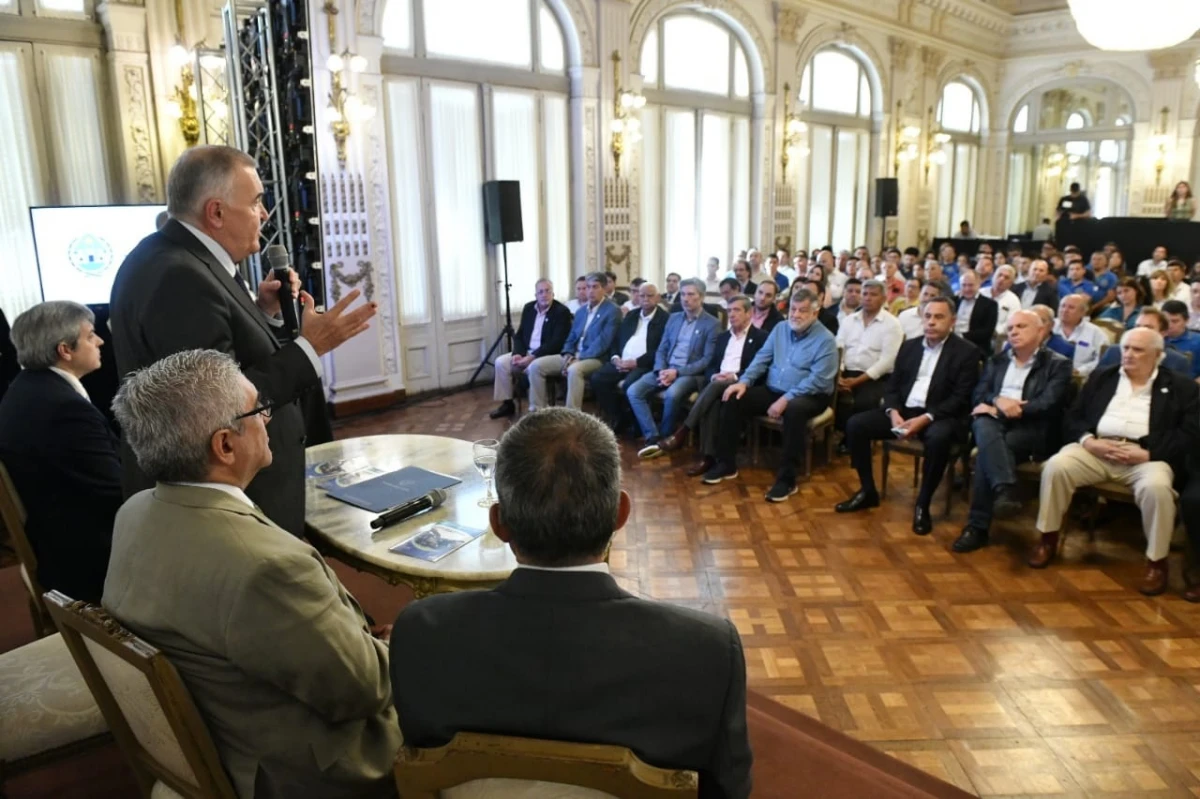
684, 377, 737, 457
1182, 459, 1200, 580
834, 371, 888, 432
590, 363, 648, 427
715, 386, 831, 482
847, 407, 961, 508
967, 415, 1042, 531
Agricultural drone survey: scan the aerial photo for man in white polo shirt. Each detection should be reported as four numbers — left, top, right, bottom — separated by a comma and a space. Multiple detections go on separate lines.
834, 280, 903, 448
1053, 294, 1107, 376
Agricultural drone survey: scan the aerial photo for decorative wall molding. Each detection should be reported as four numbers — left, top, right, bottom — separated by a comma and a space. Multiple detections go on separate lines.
603, 177, 634, 282
329, 260, 377, 302
365, 90, 400, 375
1148, 50, 1196, 82
793, 23, 890, 114
120, 61, 162, 202
998, 58, 1154, 127
584, 100, 599, 273
775, 6, 805, 43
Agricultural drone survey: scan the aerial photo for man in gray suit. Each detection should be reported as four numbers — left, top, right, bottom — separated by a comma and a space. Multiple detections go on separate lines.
104, 350, 400, 799
390, 408, 752, 798
110, 145, 376, 536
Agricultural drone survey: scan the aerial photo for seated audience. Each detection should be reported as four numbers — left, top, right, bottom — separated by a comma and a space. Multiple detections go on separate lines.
1015, 259, 1057, 310
1089, 251, 1118, 310
1190, 282, 1200, 332
662, 271, 682, 309
1167, 260, 1192, 303
703, 289, 838, 503
796, 278, 840, 335
891, 276, 922, 316
705, 257, 722, 295
0, 301, 120, 603
1057, 260, 1097, 304
622, 277, 646, 312
1161, 300, 1200, 379
837, 278, 863, 325
880, 256, 906, 303
954, 219, 975, 239
605, 270, 629, 306
565, 275, 588, 314
628, 279, 719, 456
1032, 217, 1054, 240
764, 254, 789, 292
836, 297, 980, 534
1028, 328, 1199, 597
1100, 278, 1145, 330
1054, 294, 1106, 376
391, 408, 753, 797
1029, 303, 1075, 360
835, 280, 903, 439
749, 280, 782, 332
975, 255, 995, 288
955, 270, 999, 356
981, 264, 1020, 336
105, 350, 401, 798
718, 276, 740, 308
1096, 307, 1192, 374
747, 248, 764, 276
659, 295, 768, 474
952, 310, 1073, 553
734, 259, 757, 297
527, 272, 620, 412
820, 250, 846, 301
898, 281, 948, 340
1136, 245, 1168, 277
490, 278, 572, 419
1148, 268, 1171, 308
591, 282, 668, 429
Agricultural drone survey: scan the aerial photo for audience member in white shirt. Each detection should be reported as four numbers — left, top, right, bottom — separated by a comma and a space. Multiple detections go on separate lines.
981, 265, 1021, 336
898, 282, 945, 340
835, 280, 904, 443
1054, 294, 1107, 376
1136, 246, 1169, 278
837, 279, 863, 325
565, 276, 588, 315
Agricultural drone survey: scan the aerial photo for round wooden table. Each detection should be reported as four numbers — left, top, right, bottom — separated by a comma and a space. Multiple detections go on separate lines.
304, 434, 517, 597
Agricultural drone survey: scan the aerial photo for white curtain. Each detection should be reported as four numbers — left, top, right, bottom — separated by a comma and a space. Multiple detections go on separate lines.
0, 44, 48, 316
492, 89, 541, 301
731, 116, 749, 255
41, 47, 111, 205
385, 78, 430, 325
808, 125, 833, 248
639, 105, 661, 282
428, 82, 486, 321
663, 109, 696, 277
542, 93, 570, 292
699, 113, 730, 272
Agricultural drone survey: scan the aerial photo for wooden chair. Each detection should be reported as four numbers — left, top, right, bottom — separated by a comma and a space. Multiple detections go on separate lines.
1092, 317, 1125, 342
0, 633, 110, 792
749, 348, 842, 478
43, 591, 237, 799
880, 438, 963, 517
0, 460, 53, 638
394, 732, 698, 799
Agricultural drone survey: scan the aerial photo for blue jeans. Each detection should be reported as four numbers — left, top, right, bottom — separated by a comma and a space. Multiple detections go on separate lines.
626, 371, 702, 440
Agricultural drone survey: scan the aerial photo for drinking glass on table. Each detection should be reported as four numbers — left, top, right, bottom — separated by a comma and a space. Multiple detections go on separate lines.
473, 439, 499, 507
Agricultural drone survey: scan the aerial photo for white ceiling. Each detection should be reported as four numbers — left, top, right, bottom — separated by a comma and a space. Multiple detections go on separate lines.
981, 0, 1069, 13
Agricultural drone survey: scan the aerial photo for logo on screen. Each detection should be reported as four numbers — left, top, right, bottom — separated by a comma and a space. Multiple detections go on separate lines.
67, 234, 113, 276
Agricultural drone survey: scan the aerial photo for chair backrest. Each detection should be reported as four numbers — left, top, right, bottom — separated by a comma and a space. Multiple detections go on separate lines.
43, 591, 237, 799
394, 732, 699, 799
0, 460, 53, 637
1092, 318, 1124, 342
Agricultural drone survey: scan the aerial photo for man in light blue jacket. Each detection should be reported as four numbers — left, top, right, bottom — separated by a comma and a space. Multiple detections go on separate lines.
527, 272, 621, 411
628, 278, 719, 457
704, 288, 838, 502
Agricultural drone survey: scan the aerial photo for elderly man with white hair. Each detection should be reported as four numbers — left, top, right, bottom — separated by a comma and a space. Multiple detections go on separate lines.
1028, 328, 1199, 597
1053, 293, 1107, 376
981, 264, 1021, 336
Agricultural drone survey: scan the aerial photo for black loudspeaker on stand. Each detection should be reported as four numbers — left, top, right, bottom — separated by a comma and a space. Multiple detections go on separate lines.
470, 180, 525, 388
874, 177, 899, 255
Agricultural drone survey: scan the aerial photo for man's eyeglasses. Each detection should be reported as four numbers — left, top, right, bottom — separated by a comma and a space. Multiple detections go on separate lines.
234, 394, 275, 422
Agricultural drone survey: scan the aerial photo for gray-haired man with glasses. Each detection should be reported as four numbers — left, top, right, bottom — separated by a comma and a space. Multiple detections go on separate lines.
104, 349, 401, 799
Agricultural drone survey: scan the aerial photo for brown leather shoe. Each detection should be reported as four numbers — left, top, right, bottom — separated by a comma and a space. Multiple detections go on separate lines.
659, 425, 690, 452
685, 456, 715, 477
1027, 532, 1059, 569
1138, 558, 1169, 596
1183, 583, 1200, 603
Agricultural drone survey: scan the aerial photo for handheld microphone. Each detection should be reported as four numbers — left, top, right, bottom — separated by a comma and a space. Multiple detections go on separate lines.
264, 244, 301, 340
369, 488, 449, 530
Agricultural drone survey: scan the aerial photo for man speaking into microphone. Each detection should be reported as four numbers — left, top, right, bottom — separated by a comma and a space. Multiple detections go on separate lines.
111, 145, 377, 536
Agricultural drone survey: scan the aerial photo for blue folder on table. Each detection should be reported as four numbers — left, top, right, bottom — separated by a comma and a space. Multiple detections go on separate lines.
324, 466, 461, 513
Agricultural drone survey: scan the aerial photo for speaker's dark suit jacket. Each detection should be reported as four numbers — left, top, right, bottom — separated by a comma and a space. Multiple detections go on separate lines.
884, 334, 980, 422
0, 308, 19, 403
955, 294, 999, 356
1013, 280, 1059, 311
973, 347, 1074, 458
1064, 365, 1200, 484
706, 324, 768, 382
608, 306, 669, 369
390, 568, 753, 799
110, 220, 321, 536
0, 369, 122, 602
512, 299, 572, 358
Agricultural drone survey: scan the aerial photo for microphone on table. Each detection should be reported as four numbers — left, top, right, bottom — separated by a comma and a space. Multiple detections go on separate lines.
370, 489, 449, 531
264, 244, 301, 340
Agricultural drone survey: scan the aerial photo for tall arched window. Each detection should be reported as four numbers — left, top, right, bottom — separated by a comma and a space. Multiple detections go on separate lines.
792, 46, 874, 252
382, 0, 572, 335
638, 12, 753, 281
933, 80, 982, 237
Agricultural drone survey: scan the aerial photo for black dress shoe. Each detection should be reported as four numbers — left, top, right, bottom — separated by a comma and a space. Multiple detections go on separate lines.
991, 485, 1021, 520
951, 527, 989, 553
836, 442, 850, 457
489, 400, 515, 419
835, 489, 880, 513
912, 506, 933, 535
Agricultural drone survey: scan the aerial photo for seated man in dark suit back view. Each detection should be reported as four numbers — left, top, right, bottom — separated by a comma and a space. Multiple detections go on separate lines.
0, 301, 121, 602
390, 407, 752, 798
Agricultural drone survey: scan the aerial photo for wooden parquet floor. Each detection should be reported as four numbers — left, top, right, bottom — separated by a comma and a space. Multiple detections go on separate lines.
339, 386, 1200, 798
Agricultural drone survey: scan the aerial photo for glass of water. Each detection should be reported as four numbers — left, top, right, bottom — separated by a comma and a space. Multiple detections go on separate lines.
473, 439, 499, 507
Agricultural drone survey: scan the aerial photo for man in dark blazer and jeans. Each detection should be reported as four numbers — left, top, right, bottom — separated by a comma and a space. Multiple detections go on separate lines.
489, 278, 572, 419
390, 408, 753, 798
110, 145, 376, 536
590, 282, 669, 429
952, 310, 1073, 553
836, 297, 980, 534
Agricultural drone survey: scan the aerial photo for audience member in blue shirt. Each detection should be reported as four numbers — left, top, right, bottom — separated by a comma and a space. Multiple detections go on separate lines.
703, 289, 838, 502
1057, 261, 1097, 305
1162, 300, 1200, 379
1098, 278, 1145, 330
1089, 251, 1118, 310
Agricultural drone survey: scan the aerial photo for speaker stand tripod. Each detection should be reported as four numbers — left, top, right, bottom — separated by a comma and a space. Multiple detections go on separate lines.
469, 242, 516, 389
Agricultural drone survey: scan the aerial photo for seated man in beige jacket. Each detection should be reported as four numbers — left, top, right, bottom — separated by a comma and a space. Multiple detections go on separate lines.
104, 349, 400, 799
